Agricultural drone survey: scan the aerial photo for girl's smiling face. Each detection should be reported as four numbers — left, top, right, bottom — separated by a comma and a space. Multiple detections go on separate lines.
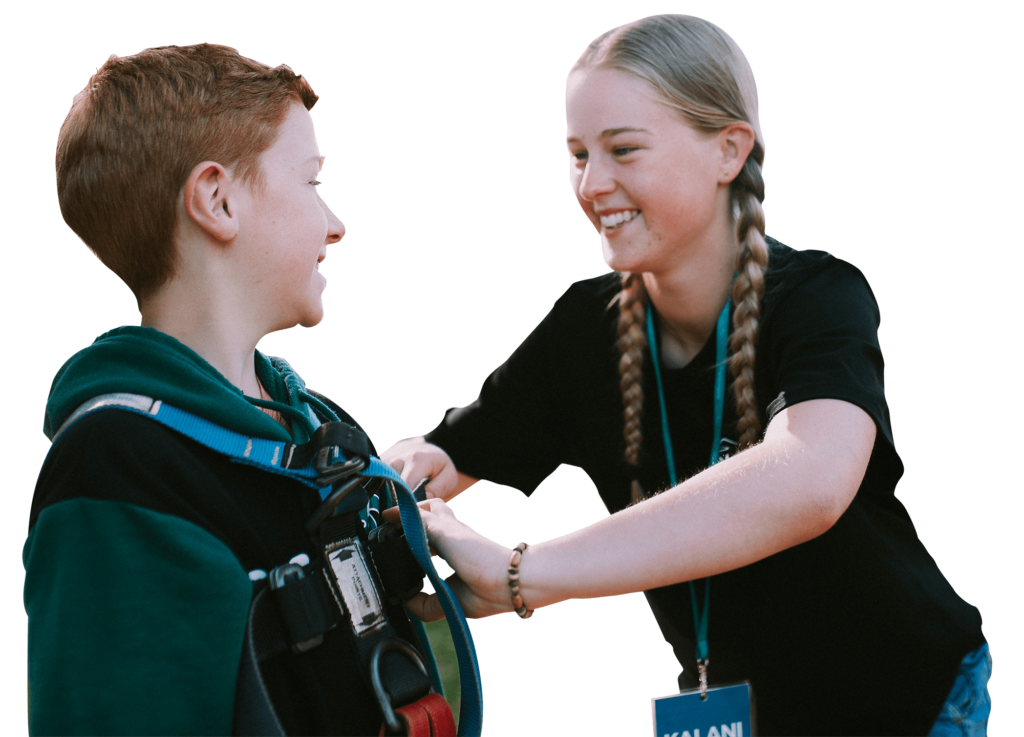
566, 67, 732, 275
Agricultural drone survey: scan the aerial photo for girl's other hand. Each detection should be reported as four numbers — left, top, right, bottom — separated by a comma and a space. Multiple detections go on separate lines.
381, 437, 477, 501
382, 499, 512, 621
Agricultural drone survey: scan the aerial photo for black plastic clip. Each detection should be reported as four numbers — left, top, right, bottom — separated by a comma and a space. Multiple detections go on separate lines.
268, 563, 335, 653
366, 522, 426, 604
305, 468, 370, 537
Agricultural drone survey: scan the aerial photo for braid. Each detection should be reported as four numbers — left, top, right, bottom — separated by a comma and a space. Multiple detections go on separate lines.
728, 141, 768, 450
616, 272, 648, 502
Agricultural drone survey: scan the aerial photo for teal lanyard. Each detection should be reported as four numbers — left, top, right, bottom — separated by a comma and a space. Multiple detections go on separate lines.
645, 300, 730, 678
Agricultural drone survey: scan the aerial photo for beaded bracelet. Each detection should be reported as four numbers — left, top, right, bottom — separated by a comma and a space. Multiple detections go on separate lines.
507, 542, 533, 619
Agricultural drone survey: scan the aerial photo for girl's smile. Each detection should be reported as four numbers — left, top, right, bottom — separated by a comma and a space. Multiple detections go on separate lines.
598, 208, 642, 230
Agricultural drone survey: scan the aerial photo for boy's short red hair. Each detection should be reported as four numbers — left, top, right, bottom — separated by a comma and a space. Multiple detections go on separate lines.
56, 44, 318, 300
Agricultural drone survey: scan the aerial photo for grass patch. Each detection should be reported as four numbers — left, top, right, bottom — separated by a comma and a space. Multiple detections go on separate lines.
424, 618, 461, 727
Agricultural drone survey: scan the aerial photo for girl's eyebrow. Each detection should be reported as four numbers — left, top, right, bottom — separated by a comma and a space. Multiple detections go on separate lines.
566, 127, 652, 144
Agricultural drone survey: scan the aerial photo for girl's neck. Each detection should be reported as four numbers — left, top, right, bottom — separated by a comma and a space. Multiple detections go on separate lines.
643, 237, 737, 368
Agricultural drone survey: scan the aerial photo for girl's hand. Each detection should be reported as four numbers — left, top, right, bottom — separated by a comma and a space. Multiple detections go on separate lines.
383, 499, 513, 621
381, 437, 477, 501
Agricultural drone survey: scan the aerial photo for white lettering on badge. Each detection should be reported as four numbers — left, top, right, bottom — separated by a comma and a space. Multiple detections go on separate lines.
663, 725, 742, 737
326, 540, 385, 636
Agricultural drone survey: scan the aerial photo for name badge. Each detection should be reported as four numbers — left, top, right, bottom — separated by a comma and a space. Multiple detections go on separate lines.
652, 682, 753, 737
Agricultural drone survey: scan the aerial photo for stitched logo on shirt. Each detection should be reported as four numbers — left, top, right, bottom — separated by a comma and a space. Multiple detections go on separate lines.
766, 391, 787, 422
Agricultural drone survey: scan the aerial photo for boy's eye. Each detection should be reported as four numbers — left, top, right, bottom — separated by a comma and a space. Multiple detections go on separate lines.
310, 179, 321, 186
572, 151, 588, 162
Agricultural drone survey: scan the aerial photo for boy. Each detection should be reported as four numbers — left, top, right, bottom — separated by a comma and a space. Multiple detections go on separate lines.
25, 44, 442, 735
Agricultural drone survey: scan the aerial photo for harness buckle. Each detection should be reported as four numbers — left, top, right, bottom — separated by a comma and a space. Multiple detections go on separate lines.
314, 448, 366, 486
305, 468, 369, 536
370, 638, 430, 735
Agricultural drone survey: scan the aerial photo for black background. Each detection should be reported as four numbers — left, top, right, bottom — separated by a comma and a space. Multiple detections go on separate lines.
41, 14, 991, 732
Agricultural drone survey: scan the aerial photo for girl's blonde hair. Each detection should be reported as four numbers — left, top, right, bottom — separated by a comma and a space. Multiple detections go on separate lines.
577, 15, 768, 499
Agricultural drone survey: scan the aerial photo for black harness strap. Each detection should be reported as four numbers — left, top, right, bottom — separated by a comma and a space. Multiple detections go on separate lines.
233, 585, 289, 737
317, 512, 433, 710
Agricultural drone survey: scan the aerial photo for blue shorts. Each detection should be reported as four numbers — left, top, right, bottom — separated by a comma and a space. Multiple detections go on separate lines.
928, 643, 991, 736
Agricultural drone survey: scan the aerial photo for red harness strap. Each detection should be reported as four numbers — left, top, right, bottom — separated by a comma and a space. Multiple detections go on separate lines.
379, 693, 456, 737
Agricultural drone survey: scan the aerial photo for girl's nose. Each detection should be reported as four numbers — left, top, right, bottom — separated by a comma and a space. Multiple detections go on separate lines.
577, 158, 615, 202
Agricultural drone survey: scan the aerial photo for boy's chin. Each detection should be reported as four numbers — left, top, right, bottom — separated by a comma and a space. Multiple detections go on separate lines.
298, 307, 325, 329
299, 311, 323, 327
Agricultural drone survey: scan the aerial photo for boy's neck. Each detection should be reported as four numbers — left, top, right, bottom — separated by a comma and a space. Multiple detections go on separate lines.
141, 281, 263, 398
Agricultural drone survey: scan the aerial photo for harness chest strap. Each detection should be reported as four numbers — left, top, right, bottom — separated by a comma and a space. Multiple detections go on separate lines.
53, 394, 483, 737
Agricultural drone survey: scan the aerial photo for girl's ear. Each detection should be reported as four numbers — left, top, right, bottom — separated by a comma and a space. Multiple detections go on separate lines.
718, 123, 756, 183
183, 161, 239, 242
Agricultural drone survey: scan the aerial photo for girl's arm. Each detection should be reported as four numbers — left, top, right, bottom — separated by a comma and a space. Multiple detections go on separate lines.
398, 398, 875, 621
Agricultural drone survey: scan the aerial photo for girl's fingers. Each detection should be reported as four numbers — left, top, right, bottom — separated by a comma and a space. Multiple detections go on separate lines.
380, 498, 452, 523
402, 591, 445, 622
379, 500, 454, 558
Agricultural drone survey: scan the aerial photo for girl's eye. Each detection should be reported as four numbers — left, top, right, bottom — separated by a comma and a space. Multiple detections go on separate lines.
310, 179, 321, 186
569, 145, 638, 159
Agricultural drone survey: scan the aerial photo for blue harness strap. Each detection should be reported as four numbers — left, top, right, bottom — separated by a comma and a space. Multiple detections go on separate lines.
54, 394, 483, 737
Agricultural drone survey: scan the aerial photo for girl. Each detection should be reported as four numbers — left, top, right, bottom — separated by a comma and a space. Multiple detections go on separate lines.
384, 15, 987, 736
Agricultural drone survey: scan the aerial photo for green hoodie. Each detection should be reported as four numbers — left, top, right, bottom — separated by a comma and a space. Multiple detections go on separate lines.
26, 326, 331, 736
44, 325, 323, 443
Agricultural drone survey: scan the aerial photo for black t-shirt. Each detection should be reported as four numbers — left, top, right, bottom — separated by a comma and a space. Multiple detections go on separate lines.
427, 239, 984, 735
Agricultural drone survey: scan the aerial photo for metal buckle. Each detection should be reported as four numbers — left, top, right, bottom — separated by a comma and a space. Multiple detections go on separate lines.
370, 637, 430, 735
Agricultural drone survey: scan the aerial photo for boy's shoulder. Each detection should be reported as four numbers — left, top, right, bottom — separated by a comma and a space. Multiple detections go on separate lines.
34, 409, 243, 534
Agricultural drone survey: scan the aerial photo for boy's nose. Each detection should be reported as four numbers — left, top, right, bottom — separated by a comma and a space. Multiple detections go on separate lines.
325, 209, 346, 244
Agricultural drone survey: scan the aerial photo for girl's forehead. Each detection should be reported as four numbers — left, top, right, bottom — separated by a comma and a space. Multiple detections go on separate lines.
566, 68, 677, 135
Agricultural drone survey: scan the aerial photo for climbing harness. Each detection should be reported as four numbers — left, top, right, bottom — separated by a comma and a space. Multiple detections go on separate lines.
53, 393, 483, 737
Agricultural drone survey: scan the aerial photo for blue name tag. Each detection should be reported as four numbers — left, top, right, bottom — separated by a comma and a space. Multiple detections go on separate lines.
652, 682, 753, 737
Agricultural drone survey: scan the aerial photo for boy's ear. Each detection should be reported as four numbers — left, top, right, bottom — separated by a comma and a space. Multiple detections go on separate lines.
183, 161, 239, 242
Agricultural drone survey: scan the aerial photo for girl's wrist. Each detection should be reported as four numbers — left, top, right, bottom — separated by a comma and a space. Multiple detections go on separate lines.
503, 540, 566, 614
507, 543, 533, 618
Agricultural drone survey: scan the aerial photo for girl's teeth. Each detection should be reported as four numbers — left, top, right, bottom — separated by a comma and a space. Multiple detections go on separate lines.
600, 210, 640, 229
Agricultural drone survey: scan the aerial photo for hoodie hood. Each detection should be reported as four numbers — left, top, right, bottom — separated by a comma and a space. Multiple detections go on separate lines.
45, 326, 319, 444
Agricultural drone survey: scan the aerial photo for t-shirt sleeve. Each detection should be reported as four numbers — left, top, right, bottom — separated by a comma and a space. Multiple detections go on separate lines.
426, 284, 610, 494
761, 259, 896, 449
24, 419, 252, 736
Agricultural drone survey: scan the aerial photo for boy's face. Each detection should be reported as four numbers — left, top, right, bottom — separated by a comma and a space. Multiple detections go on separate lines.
238, 102, 344, 331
